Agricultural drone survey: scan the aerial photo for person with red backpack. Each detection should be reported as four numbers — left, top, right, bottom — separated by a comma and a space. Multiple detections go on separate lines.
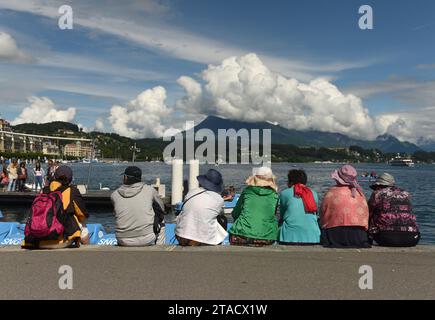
22, 166, 89, 249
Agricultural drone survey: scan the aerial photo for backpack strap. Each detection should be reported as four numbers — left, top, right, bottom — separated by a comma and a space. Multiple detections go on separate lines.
180, 190, 207, 211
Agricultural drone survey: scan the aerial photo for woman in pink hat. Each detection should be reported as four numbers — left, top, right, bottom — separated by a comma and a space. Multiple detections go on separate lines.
320, 165, 371, 248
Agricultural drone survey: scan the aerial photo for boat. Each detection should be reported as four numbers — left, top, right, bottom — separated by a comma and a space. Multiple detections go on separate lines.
389, 155, 415, 167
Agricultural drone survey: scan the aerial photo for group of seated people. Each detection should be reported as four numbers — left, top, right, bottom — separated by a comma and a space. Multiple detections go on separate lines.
21, 163, 420, 249
175, 164, 420, 248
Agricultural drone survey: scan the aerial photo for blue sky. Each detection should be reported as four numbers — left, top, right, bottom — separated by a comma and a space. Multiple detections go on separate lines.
0, 0, 434, 143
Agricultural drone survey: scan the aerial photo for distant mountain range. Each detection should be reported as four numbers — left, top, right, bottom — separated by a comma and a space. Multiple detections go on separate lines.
416, 137, 435, 152
11, 117, 425, 153
194, 116, 422, 153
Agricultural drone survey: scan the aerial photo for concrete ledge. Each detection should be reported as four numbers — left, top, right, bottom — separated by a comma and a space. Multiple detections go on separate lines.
2, 244, 435, 253
1, 245, 434, 299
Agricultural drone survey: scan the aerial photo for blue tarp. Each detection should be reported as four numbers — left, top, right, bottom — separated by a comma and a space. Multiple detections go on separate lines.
0, 222, 233, 246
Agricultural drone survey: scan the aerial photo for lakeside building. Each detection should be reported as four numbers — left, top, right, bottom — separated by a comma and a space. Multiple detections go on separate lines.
42, 142, 61, 157
63, 141, 93, 158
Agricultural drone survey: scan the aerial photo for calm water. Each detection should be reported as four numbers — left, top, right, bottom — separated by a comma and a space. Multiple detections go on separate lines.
1, 162, 434, 244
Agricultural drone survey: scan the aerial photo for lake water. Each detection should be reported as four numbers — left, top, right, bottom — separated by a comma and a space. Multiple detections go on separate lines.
2, 162, 434, 244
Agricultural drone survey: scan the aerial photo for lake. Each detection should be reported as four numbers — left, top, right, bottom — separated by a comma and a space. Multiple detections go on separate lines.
1, 162, 434, 244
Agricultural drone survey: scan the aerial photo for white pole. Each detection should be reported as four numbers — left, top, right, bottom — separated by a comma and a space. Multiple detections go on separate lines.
171, 159, 184, 205
189, 159, 199, 191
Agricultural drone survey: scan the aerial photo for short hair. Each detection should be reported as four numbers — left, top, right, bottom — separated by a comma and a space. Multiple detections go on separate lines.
288, 169, 308, 186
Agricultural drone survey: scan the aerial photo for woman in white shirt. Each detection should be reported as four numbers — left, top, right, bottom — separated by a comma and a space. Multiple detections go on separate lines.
175, 169, 228, 246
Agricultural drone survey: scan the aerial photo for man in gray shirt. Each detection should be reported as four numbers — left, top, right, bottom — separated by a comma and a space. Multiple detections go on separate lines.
111, 166, 166, 246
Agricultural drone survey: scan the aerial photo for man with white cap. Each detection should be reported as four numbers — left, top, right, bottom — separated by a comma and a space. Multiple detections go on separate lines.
368, 173, 420, 247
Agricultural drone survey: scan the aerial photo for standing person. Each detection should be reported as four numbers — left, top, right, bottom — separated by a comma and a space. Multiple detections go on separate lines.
33, 162, 45, 192
0, 165, 9, 191
368, 173, 420, 247
229, 167, 279, 247
22, 166, 90, 249
7, 160, 18, 192
175, 169, 228, 246
45, 159, 56, 185
111, 166, 167, 246
320, 165, 371, 248
279, 169, 321, 245
17, 162, 28, 191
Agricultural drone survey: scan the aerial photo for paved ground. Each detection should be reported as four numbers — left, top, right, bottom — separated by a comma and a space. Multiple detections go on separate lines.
1, 245, 434, 300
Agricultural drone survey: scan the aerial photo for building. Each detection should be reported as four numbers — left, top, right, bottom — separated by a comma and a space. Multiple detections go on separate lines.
0, 119, 12, 132
42, 142, 60, 156
63, 141, 93, 158
57, 129, 75, 135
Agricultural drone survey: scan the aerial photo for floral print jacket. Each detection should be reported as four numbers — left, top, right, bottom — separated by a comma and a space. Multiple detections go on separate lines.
368, 186, 419, 234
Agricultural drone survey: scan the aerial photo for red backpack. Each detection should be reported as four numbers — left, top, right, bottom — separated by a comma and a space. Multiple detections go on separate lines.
25, 191, 65, 240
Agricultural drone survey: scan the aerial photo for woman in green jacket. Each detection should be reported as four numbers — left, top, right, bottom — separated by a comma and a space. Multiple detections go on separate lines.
229, 167, 279, 246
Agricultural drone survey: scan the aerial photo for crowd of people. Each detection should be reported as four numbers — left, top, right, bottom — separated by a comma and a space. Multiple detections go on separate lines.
0, 159, 59, 192
19, 163, 421, 249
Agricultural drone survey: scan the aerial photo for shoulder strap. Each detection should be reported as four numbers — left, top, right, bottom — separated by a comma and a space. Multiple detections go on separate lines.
181, 190, 207, 211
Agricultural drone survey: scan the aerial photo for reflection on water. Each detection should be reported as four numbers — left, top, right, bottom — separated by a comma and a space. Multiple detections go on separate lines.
1, 162, 434, 244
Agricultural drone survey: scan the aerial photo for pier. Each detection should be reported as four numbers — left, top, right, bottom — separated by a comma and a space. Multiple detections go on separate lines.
0, 191, 172, 209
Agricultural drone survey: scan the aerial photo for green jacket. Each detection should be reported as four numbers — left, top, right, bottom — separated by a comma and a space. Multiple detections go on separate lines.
229, 186, 279, 241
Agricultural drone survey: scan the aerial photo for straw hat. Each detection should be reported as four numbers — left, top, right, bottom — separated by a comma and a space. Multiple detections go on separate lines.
246, 166, 278, 191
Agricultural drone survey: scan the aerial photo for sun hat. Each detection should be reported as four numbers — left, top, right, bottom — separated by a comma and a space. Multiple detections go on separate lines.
370, 173, 395, 190
246, 166, 278, 191
331, 164, 363, 197
197, 169, 224, 193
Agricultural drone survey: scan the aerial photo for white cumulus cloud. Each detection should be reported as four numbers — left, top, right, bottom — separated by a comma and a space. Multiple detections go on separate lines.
176, 53, 379, 139
0, 31, 32, 63
109, 86, 171, 138
12, 96, 76, 125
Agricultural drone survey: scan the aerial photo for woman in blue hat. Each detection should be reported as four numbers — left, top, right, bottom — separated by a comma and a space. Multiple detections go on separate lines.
175, 169, 228, 246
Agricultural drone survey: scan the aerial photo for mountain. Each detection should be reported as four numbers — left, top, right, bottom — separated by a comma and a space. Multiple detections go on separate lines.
416, 137, 435, 152
193, 116, 421, 153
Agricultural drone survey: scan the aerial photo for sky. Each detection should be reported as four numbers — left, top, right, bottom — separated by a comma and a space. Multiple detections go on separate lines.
0, 0, 434, 143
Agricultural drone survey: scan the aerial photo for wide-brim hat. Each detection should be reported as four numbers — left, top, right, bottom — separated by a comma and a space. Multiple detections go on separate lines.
331, 164, 358, 186
246, 166, 278, 191
370, 173, 395, 189
197, 169, 224, 193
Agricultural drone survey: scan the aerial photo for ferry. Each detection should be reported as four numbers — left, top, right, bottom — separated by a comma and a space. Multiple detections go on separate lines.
390, 155, 415, 167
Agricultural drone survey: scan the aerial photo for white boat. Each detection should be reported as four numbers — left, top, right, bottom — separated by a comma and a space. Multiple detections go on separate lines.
390, 155, 415, 167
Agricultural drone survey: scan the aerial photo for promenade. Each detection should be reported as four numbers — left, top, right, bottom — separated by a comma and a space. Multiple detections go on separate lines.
1, 245, 434, 300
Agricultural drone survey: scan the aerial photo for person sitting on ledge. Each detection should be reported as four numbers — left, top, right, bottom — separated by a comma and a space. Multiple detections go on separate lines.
222, 185, 236, 201
175, 169, 228, 246
368, 173, 420, 247
112, 166, 167, 247
229, 166, 279, 247
278, 169, 321, 245
22, 166, 89, 249
320, 165, 371, 248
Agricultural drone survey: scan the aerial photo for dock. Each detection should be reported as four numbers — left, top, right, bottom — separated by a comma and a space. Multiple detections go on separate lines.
0, 245, 434, 299
0, 191, 172, 209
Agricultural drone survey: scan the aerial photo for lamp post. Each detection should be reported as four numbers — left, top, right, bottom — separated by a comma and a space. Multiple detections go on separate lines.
131, 143, 141, 164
